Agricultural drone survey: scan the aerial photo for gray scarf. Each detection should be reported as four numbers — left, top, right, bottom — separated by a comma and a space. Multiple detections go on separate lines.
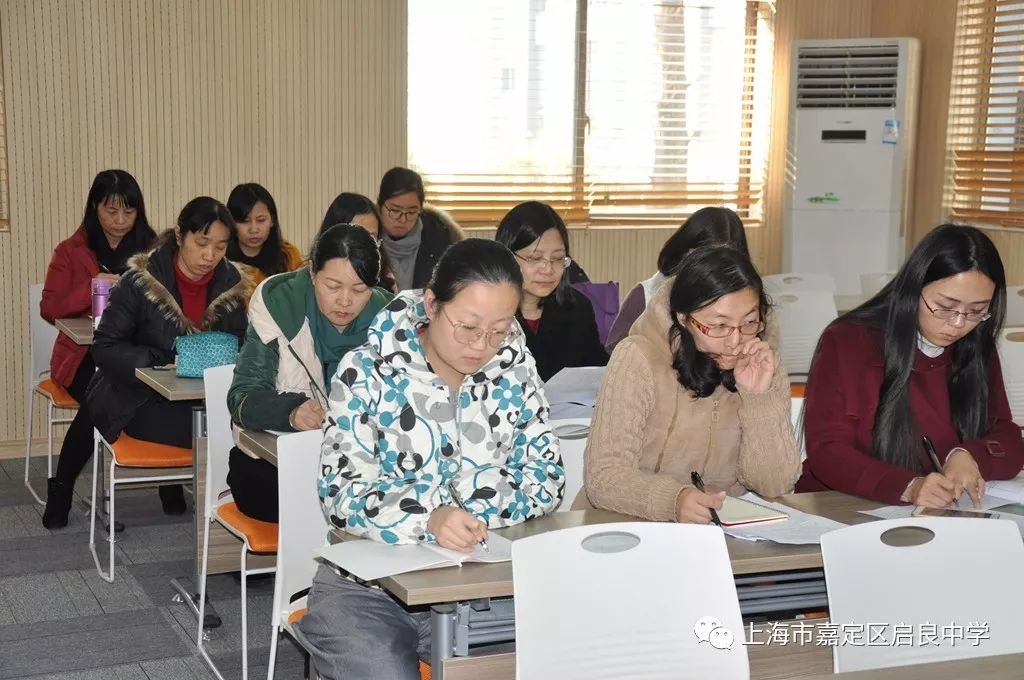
382, 217, 423, 290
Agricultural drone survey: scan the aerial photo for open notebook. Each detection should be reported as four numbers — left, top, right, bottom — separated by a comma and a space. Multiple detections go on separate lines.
718, 495, 789, 527
318, 532, 513, 582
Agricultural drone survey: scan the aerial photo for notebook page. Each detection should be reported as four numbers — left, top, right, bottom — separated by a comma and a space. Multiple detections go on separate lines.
423, 532, 513, 565
318, 540, 453, 581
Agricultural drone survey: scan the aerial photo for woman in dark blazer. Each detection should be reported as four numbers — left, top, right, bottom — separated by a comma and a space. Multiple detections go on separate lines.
87, 196, 251, 514
495, 201, 608, 381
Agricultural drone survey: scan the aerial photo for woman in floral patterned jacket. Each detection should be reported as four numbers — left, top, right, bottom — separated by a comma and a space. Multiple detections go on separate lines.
299, 238, 564, 680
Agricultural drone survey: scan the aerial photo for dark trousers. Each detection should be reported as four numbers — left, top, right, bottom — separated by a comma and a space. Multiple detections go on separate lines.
53, 356, 98, 485
123, 398, 196, 448
227, 446, 279, 522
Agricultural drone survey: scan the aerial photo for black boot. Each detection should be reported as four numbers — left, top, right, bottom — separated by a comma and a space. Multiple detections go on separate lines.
42, 477, 74, 529
159, 484, 187, 515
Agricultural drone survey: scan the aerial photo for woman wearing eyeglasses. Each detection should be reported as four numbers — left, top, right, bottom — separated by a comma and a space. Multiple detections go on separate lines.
298, 239, 563, 679
799, 224, 1024, 507
225, 224, 392, 522
581, 245, 801, 522
495, 201, 609, 381
376, 166, 463, 290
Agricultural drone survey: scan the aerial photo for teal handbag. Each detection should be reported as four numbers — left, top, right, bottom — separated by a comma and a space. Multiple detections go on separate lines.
174, 331, 239, 378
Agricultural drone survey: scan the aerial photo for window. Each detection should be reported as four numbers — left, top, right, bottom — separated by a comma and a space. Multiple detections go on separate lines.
945, 0, 1024, 229
407, 0, 775, 227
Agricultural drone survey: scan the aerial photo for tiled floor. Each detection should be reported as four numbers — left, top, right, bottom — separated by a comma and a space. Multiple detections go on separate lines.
1, 458, 308, 680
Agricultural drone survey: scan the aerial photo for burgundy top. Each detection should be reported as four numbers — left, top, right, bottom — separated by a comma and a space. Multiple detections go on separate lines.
173, 257, 214, 327
797, 320, 1024, 504
524, 317, 541, 334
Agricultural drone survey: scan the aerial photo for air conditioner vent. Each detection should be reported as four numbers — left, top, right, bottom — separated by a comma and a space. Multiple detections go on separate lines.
796, 44, 899, 109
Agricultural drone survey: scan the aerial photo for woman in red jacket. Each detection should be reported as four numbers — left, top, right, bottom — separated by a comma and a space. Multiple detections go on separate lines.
40, 169, 156, 528
799, 224, 1024, 507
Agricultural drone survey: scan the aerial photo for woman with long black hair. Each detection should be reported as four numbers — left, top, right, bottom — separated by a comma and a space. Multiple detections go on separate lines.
226, 182, 304, 285
799, 224, 1024, 507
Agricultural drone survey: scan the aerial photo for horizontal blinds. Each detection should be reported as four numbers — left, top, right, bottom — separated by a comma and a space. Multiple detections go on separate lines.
946, 0, 1024, 228
407, 0, 774, 228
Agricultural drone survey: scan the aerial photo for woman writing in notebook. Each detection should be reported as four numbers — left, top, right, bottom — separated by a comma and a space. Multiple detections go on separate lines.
298, 239, 564, 680
582, 246, 801, 523
225, 224, 392, 522
799, 224, 1024, 507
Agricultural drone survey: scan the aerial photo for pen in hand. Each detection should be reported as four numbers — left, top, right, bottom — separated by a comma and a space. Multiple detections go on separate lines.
446, 481, 489, 552
921, 435, 944, 474
690, 471, 723, 527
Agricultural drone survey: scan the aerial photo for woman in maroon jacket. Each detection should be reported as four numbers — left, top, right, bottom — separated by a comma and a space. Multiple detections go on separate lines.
799, 224, 1024, 507
40, 170, 156, 528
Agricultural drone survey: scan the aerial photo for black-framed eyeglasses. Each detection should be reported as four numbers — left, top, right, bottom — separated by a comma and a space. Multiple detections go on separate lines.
920, 296, 991, 324
382, 203, 421, 222
514, 253, 571, 271
688, 316, 765, 339
440, 307, 520, 348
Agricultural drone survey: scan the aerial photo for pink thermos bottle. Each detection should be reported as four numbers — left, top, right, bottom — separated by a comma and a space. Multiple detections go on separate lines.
91, 277, 113, 330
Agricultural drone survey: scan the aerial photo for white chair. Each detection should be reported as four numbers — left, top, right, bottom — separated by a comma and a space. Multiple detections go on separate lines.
859, 272, 894, 297
552, 418, 590, 512
24, 283, 79, 504
763, 273, 837, 295
513, 522, 749, 680
821, 517, 1024, 673
197, 364, 278, 680
998, 327, 1024, 424
791, 397, 806, 462
1006, 286, 1024, 327
266, 429, 329, 680
773, 292, 837, 378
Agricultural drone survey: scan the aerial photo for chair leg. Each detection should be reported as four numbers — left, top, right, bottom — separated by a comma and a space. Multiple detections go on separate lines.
196, 516, 227, 680
241, 545, 249, 680
267, 622, 280, 680
24, 391, 44, 504
89, 443, 115, 583
46, 401, 54, 480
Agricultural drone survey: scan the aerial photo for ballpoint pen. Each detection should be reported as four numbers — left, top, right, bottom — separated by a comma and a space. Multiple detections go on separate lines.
690, 470, 723, 527
446, 481, 489, 552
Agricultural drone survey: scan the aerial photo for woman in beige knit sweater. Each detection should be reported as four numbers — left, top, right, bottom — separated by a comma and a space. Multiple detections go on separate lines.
581, 246, 801, 523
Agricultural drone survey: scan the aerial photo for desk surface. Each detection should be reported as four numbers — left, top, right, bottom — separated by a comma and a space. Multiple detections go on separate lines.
135, 367, 204, 401
237, 428, 279, 465
802, 652, 1024, 679
331, 491, 883, 607
55, 317, 94, 345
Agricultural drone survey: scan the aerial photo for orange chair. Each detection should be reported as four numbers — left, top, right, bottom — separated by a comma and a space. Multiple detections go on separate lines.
89, 431, 192, 583
24, 284, 79, 504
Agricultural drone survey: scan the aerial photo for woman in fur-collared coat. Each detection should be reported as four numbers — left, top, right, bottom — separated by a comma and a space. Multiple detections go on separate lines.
86, 197, 251, 514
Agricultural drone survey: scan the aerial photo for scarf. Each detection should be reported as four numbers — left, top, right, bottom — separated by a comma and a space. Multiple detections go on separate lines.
89, 225, 148, 275
305, 278, 382, 383
381, 218, 423, 291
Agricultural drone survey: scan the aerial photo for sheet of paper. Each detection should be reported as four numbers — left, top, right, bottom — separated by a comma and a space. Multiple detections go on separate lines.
317, 540, 451, 581
860, 494, 1008, 522
424, 532, 513, 564
984, 476, 1024, 503
721, 494, 846, 544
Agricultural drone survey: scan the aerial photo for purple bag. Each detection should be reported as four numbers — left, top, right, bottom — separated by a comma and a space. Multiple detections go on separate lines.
572, 281, 620, 345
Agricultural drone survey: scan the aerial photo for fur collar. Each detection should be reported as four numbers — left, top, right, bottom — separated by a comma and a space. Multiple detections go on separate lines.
126, 246, 253, 333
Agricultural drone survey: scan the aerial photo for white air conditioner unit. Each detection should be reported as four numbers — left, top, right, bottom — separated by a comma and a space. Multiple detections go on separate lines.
783, 38, 920, 294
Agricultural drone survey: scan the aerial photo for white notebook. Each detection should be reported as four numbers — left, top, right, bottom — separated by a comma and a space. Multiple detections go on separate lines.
718, 495, 789, 527
318, 532, 513, 582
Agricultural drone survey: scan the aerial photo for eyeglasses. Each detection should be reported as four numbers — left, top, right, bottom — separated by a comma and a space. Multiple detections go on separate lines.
440, 307, 520, 348
514, 253, 571, 271
920, 296, 991, 324
382, 203, 421, 222
688, 316, 765, 339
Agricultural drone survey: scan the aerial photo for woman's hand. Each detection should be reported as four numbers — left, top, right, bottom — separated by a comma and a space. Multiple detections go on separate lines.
906, 473, 957, 508
733, 339, 776, 394
427, 506, 488, 553
96, 273, 120, 282
676, 487, 726, 524
289, 399, 325, 431
943, 449, 985, 508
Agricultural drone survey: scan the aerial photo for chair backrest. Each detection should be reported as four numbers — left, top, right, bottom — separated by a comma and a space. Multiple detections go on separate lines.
572, 281, 620, 345
791, 397, 806, 462
859, 272, 894, 297
1006, 286, 1024, 327
763, 273, 837, 295
202, 364, 237, 508
551, 418, 591, 512
513, 522, 749, 680
773, 292, 838, 377
28, 284, 60, 384
270, 430, 329, 622
998, 327, 1024, 424
822, 517, 1024, 673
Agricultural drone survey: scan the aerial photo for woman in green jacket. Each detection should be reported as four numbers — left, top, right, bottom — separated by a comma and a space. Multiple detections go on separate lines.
226, 224, 392, 522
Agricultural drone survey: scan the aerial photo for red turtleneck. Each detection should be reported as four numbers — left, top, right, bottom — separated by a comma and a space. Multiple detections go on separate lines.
173, 257, 214, 327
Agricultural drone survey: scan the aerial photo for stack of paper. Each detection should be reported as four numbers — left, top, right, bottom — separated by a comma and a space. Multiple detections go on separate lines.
318, 532, 513, 581
721, 493, 846, 544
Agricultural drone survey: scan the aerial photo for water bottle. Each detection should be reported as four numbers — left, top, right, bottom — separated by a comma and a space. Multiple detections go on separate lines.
91, 277, 113, 330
